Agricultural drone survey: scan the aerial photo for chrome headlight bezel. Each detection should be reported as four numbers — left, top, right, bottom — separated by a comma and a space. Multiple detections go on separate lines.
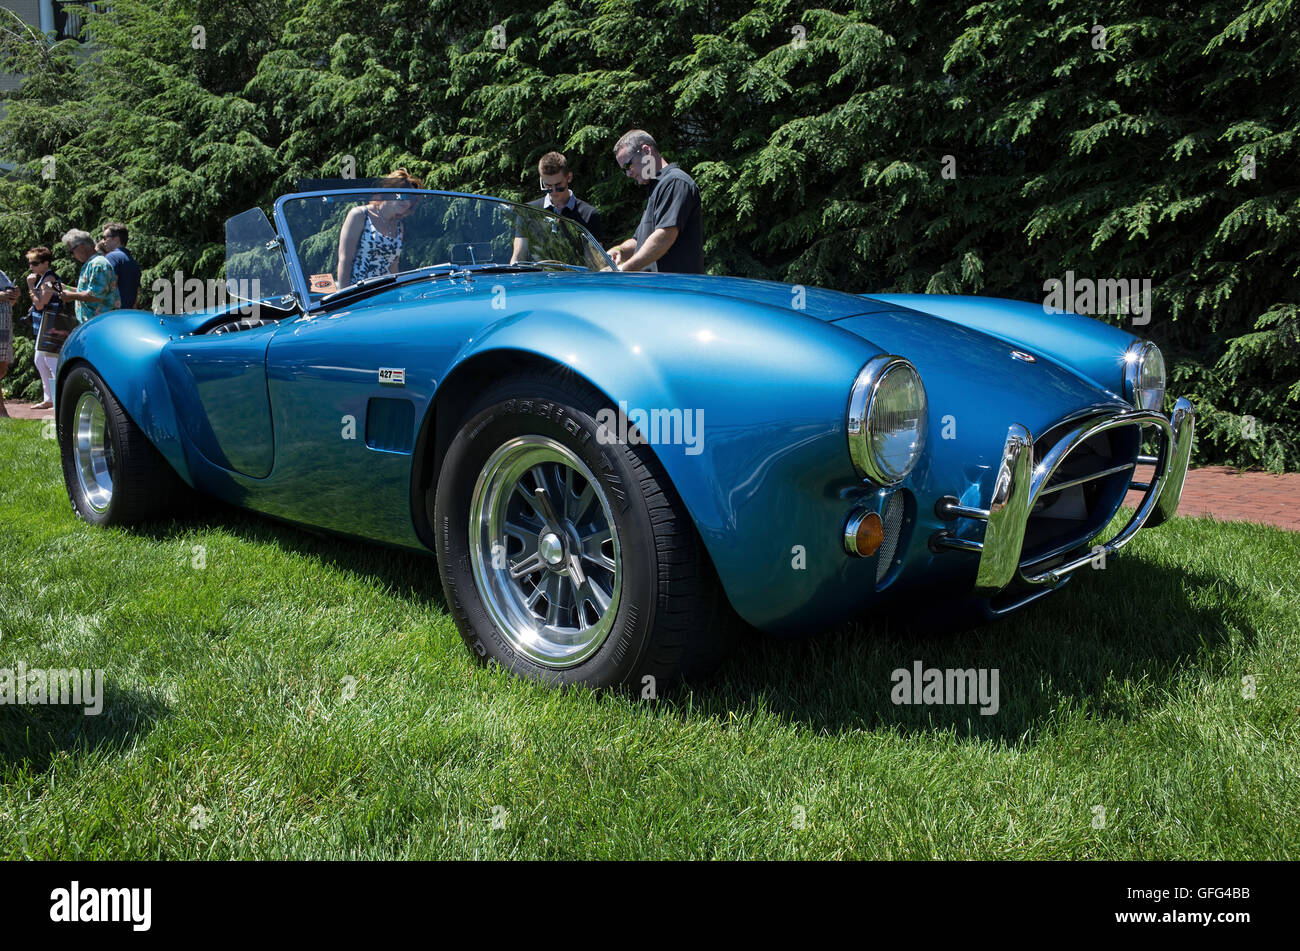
1124, 340, 1166, 411
847, 355, 928, 485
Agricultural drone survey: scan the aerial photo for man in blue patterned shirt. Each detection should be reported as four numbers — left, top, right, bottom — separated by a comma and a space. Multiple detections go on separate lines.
59, 229, 121, 322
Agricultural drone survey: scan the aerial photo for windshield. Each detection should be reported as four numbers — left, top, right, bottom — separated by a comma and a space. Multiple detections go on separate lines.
275, 190, 612, 303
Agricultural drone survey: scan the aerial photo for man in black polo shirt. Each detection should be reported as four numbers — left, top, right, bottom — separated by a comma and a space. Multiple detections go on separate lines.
606, 130, 703, 273
510, 151, 603, 263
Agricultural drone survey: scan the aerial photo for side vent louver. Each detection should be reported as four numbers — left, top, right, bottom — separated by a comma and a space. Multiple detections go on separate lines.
365, 398, 415, 453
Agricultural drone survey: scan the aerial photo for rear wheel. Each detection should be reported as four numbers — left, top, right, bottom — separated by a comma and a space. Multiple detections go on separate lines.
59, 363, 189, 525
433, 369, 738, 688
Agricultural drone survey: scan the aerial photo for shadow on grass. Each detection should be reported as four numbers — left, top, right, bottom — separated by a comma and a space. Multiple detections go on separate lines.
120, 504, 1255, 745
675, 557, 1260, 743
0, 681, 169, 774
131, 499, 447, 612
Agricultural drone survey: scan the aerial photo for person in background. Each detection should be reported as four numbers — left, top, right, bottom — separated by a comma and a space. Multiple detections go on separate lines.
337, 168, 423, 287
24, 246, 63, 411
59, 229, 120, 322
606, 130, 703, 273
510, 151, 603, 263
0, 264, 17, 418
100, 221, 140, 309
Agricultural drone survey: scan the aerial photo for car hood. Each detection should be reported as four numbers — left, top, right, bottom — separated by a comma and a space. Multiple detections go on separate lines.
831, 306, 1130, 441
590, 271, 898, 320
346, 269, 895, 322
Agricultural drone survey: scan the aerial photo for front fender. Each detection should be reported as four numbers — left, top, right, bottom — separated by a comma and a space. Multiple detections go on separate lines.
57, 311, 195, 487
439, 297, 892, 632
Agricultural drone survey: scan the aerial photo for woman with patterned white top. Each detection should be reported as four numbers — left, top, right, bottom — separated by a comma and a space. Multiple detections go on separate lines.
336, 168, 423, 288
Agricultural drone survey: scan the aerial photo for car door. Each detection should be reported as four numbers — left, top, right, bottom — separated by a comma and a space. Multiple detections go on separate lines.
158, 209, 295, 478
161, 323, 278, 477
259, 285, 480, 548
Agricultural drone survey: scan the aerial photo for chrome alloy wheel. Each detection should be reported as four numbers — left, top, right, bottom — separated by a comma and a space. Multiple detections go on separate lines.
73, 392, 115, 513
469, 435, 622, 668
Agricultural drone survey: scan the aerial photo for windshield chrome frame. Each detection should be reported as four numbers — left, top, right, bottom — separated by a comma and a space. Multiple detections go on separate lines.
222, 205, 298, 310
271, 188, 608, 312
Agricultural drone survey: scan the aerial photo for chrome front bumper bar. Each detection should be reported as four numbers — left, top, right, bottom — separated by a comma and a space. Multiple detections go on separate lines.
932, 397, 1195, 595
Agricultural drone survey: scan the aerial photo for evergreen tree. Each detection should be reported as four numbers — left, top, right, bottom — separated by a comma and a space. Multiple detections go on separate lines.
1, 0, 1294, 468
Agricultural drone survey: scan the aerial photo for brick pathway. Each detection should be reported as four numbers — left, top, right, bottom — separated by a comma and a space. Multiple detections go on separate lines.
1125, 465, 1300, 533
3, 400, 1298, 531
2, 400, 54, 421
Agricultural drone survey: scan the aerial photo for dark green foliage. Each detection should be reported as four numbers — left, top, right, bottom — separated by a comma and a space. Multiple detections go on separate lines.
1, 0, 1295, 467
4, 334, 42, 403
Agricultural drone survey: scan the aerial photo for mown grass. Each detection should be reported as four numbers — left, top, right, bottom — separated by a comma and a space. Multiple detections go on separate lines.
1, 417, 1297, 859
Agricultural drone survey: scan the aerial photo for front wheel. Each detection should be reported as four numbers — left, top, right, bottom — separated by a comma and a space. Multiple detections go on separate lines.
433, 369, 738, 688
58, 363, 188, 525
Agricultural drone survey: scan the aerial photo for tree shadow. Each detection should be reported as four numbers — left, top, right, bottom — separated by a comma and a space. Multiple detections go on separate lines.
0, 681, 169, 775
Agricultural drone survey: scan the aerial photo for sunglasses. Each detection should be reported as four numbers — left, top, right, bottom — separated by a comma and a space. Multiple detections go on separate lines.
539, 183, 570, 192
619, 155, 635, 170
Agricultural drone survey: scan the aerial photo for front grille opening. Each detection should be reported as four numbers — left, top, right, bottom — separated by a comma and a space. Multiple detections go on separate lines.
876, 492, 904, 584
1020, 421, 1140, 565
875, 490, 912, 589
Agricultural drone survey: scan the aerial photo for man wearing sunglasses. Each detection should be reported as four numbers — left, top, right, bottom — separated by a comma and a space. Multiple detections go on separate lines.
510, 152, 603, 263
606, 130, 703, 274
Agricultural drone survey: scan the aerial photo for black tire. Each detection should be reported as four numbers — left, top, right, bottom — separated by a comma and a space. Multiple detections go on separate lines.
433, 368, 739, 689
59, 363, 189, 525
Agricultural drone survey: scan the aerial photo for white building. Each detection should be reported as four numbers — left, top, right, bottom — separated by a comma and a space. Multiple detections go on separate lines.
1, 1, 92, 94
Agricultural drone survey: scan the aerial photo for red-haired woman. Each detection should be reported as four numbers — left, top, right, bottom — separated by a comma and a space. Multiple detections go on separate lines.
24, 247, 64, 411
336, 168, 423, 287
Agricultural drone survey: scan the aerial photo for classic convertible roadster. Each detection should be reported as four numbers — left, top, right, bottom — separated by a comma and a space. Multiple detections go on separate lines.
56, 186, 1193, 686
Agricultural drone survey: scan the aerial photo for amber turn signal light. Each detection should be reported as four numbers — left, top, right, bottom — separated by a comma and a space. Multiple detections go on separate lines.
844, 510, 885, 557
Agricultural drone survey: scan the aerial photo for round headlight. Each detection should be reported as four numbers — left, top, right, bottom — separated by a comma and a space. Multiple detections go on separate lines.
1125, 341, 1166, 411
847, 355, 928, 484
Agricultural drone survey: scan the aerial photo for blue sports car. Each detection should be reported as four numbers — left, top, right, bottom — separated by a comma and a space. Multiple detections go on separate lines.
56, 186, 1194, 687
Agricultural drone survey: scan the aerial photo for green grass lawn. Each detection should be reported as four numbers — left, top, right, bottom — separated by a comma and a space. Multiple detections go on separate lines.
1, 417, 1297, 859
